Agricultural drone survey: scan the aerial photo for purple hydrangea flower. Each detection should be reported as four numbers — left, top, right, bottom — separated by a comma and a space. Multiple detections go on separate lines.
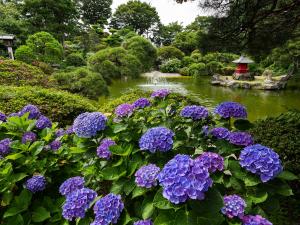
195, 152, 224, 173
8, 112, 20, 118
19, 104, 41, 119
210, 127, 230, 140
0, 138, 12, 157
157, 154, 212, 204
36, 115, 52, 129
65, 126, 74, 135
239, 144, 282, 182
202, 125, 210, 136
115, 103, 134, 118
133, 98, 151, 109
0, 112, 6, 122
229, 132, 254, 146
135, 164, 160, 188
55, 129, 65, 137
242, 215, 273, 225
151, 89, 170, 98
97, 138, 116, 159
59, 176, 85, 196
73, 112, 107, 138
50, 140, 61, 151
180, 105, 209, 120
221, 195, 246, 219
25, 175, 46, 193
214, 102, 247, 119
139, 127, 175, 153
62, 188, 97, 221
22, 131, 37, 144
134, 220, 153, 225
91, 193, 124, 225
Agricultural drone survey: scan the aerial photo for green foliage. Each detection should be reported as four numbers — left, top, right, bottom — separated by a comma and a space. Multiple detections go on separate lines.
65, 53, 86, 67
181, 56, 196, 67
52, 67, 108, 100
187, 63, 207, 77
157, 22, 183, 46
172, 31, 199, 55
0, 85, 96, 126
123, 36, 157, 72
159, 59, 182, 73
157, 46, 185, 62
14, 45, 35, 64
206, 61, 223, 75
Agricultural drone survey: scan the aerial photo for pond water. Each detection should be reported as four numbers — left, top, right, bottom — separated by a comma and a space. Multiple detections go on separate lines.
106, 75, 300, 121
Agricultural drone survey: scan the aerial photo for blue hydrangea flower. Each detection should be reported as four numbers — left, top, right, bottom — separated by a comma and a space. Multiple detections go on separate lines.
25, 175, 46, 193
134, 220, 153, 225
91, 193, 124, 225
65, 126, 74, 135
242, 215, 273, 225
195, 152, 224, 173
157, 154, 212, 204
115, 103, 134, 118
59, 176, 85, 196
139, 127, 175, 153
180, 105, 209, 120
19, 104, 41, 119
0, 138, 12, 157
151, 89, 170, 98
239, 144, 282, 182
22, 131, 37, 144
229, 132, 254, 146
0, 112, 6, 122
8, 112, 20, 118
36, 115, 52, 129
73, 112, 107, 138
55, 128, 65, 137
97, 138, 116, 159
62, 188, 97, 221
221, 195, 246, 219
135, 164, 160, 188
50, 140, 61, 151
214, 102, 247, 119
133, 98, 151, 109
202, 125, 210, 135
210, 127, 230, 140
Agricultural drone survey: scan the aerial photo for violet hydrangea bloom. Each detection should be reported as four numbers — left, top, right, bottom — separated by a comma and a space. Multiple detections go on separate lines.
62, 188, 97, 221
239, 144, 282, 182
25, 175, 46, 193
22, 131, 37, 144
19, 104, 41, 119
97, 138, 116, 159
214, 102, 247, 119
151, 89, 170, 98
195, 152, 224, 173
0, 138, 12, 157
221, 195, 246, 219
50, 140, 61, 151
133, 98, 151, 109
59, 176, 85, 196
180, 105, 209, 120
229, 132, 254, 146
157, 154, 212, 204
36, 115, 52, 129
73, 112, 107, 138
135, 164, 160, 188
115, 103, 134, 118
202, 125, 210, 136
65, 126, 74, 135
91, 193, 124, 225
55, 128, 65, 137
134, 220, 153, 225
210, 127, 230, 140
0, 112, 6, 122
242, 215, 273, 225
139, 127, 175, 153
8, 112, 20, 118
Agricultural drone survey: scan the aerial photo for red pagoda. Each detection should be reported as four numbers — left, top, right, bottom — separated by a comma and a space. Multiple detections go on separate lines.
232, 55, 254, 80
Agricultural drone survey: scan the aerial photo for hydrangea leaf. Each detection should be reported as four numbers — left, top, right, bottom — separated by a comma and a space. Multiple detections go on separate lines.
32, 206, 50, 222
248, 191, 268, 204
101, 166, 127, 181
153, 189, 181, 210
141, 195, 154, 219
277, 171, 298, 181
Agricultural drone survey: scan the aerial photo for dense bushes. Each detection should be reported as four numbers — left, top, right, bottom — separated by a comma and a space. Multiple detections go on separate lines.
0, 85, 96, 126
65, 53, 86, 67
159, 59, 182, 73
157, 46, 185, 61
52, 67, 108, 100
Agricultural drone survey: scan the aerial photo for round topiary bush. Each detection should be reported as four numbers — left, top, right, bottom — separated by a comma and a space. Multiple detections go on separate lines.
157, 46, 185, 62
188, 62, 207, 77
159, 58, 182, 73
65, 53, 86, 67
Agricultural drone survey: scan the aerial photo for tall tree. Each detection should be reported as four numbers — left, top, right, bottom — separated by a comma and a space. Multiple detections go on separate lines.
110, 0, 160, 36
158, 22, 183, 46
80, 0, 112, 26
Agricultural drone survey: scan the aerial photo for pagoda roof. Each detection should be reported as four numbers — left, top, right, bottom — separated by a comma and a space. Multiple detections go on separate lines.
232, 55, 254, 64
0, 35, 15, 40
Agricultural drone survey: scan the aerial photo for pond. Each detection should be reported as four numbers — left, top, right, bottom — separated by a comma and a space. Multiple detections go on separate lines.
105, 74, 300, 121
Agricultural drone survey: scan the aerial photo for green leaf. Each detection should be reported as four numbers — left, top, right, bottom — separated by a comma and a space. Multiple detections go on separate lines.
113, 124, 128, 133
153, 189, 180, 210
123, 178, 135, 195
110, 179, 126, 194
5, 214, 24, 225
70, 147, 87, 154
5, 153, 24, 160
3, 207, 24, 218
15, 189, 32, 210
248, 191, 268, 204
1, 191, 13, 206
141, 196, 154, 219
10, 173, 27, 183
118, 210, 132, 225
154, 210, 175, 225
233, 119, 253, 131
244, 175, 261, 187
29, 141, 44, 156
132, 186, 147, 199
32, 207, 51, 222
101, 166, 126, 181
110, 145, 132, 156
278, 171, 299, 181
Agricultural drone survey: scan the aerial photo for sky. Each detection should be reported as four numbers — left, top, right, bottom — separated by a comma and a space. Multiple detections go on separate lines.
112, 0, 210, 26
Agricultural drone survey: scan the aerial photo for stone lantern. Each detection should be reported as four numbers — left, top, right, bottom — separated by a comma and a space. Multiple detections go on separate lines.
232, 55, 254, 80
0, 34, 15, 60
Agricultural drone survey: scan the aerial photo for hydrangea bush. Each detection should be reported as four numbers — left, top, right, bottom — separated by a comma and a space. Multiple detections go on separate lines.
0, 93, 296, 225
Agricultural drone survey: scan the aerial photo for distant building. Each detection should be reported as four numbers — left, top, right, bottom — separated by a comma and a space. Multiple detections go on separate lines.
0, 35, 15, 60
232, 55, 254, 80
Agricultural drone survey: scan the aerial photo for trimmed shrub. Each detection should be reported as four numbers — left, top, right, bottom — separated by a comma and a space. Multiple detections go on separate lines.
65, 53, 86, 67
15, 45, 35, 64
179, 67, 190, 76
222, 66, 236, 75
52, 67, 108, 100
157, 46, 185, 62
188, 62, 207, 77
190, 52, 203, 62
206, 61, 223, 75
159, 58, 182, 73
0, 85, 97, 125
202, 52, 239, 64
123, 36, 157, 71
32, 61, 54, 75
181, 56, 196, 67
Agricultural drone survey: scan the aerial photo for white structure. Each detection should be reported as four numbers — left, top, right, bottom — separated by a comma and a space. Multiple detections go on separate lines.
0, 35, 15, 60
